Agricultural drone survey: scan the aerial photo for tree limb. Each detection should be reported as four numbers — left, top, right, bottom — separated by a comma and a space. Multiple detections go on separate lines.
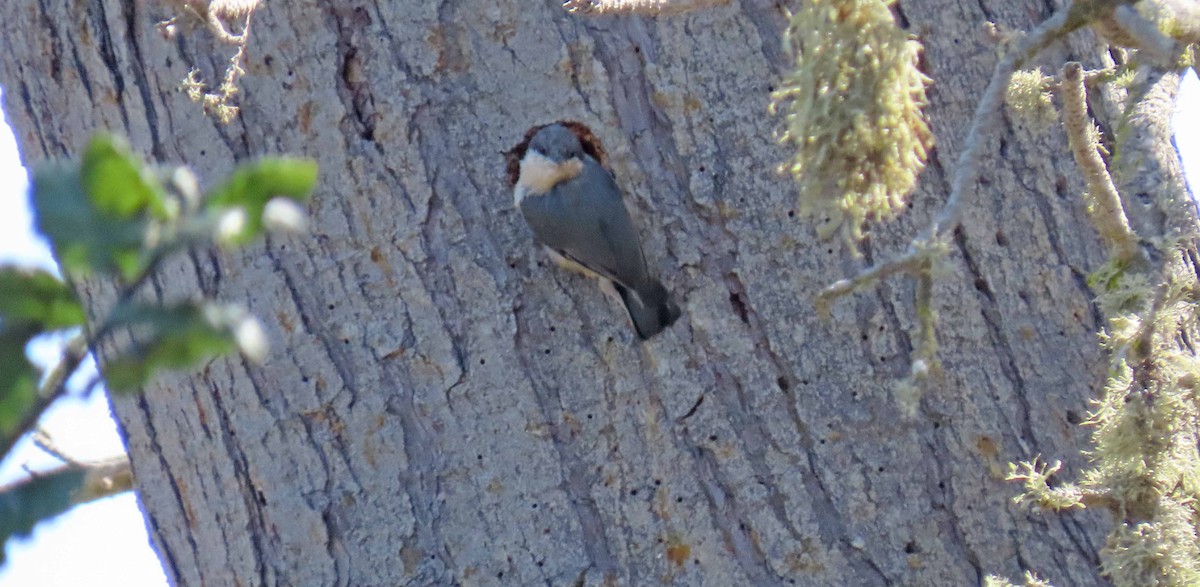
1060, 61, 1142, 264
1106, 4, 1179, 65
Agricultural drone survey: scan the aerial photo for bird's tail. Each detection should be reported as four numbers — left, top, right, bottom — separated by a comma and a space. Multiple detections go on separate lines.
613, 280, 681, 340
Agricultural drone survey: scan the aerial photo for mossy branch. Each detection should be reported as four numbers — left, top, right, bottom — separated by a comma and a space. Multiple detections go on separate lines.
1012, 67, 1200, 586
1096, 5, 1180, 65
1060, 61, 1142, 264
1156, 0, 1200, 45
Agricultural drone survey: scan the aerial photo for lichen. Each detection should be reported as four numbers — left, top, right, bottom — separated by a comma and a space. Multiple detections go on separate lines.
770, 0, 933, 249
1006, 68, 1056, 123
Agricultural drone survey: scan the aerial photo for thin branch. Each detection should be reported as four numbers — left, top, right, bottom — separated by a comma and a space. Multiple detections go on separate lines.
0, 335, 88, 461
1060, 61, 1142, 263
0, 457, 133, 505
1047, 65, 1122, 89
205, 5, 250, 45
29, 430, 131, 502
816, 246, 931, 307
32, 430, 84, 466
82, 373, 105, 398
563, 0, 728, 16
913, 259, 939, 372
928, 3, 1084, 241
74, 457, 133, 502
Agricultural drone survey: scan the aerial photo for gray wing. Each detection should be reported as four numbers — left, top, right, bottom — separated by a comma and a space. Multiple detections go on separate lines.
519, 157, 651, 290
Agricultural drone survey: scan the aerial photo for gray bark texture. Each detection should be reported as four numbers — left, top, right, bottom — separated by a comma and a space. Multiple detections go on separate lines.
3, 0, 1169, 585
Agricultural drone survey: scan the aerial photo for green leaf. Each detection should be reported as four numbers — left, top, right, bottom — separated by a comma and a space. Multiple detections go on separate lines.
0, 269, 85, 330
0, 466, 87, 563
206, 158, 318, 244
31, 162, 147, 281
103, 303, 243, 392
0, 325, 40, 439
0, 269, 77, 444
80, 135, 167, 219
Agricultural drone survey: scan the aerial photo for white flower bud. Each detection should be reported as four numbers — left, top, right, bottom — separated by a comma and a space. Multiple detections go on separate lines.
216, 207, 247, 243
234, 316, 269, 363
262, 198, 307, 233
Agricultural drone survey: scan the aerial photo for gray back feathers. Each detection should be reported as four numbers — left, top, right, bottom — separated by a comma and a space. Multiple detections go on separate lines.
519, 156, 651, 292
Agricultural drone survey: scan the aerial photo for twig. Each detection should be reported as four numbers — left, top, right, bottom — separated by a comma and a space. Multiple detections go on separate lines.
0, 457, 133, 505
1060, 61, 1142, 263
817, 246, 930, 307
0, 335, 88, 461
928, 3, 1083, 241
32, 430, 84, 466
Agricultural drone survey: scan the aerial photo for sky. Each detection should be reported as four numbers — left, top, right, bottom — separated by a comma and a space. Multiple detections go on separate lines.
0, 73, 1197, 586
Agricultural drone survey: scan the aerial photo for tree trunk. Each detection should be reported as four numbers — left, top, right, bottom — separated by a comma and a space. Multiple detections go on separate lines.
2, 0, 1149, 584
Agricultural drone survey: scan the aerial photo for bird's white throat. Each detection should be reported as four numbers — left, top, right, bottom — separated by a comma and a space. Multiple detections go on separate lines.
514, 151, 584, 206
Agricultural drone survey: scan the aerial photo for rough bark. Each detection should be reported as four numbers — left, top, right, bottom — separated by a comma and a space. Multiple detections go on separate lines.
0, 0, 1150, 584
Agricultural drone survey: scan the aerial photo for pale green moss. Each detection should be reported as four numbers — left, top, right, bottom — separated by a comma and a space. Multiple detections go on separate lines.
770, 0, 932, 248
1006, 68, 1056, 122
1014, 247, 1200, 587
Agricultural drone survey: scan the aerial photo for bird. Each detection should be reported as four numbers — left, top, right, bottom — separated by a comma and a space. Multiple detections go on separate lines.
507, 121, 681, 340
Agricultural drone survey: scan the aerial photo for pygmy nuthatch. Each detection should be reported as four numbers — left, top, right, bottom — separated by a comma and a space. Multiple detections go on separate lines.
507, 122, 681, 340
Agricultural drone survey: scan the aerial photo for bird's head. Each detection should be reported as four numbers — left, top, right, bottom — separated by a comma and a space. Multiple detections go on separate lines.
505, 120, 608, 189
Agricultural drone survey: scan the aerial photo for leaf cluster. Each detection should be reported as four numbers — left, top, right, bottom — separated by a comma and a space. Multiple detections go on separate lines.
0, 134, 316, 561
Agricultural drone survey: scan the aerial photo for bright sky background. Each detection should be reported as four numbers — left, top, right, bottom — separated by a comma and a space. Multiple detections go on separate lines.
0, 70, 1197, 586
